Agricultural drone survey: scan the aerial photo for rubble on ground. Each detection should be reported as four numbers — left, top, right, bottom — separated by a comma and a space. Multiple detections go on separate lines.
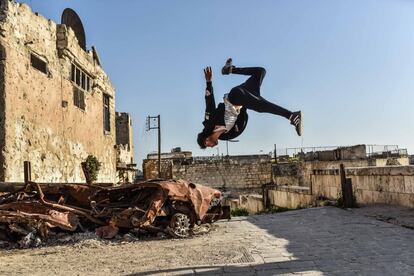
0, 180, 230, 248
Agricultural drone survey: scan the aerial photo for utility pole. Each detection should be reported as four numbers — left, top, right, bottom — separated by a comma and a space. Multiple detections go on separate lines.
146, 115, 161, 178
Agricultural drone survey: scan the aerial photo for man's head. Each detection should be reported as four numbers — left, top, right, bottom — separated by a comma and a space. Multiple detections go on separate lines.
197, 129, 220, 148
197, 132, 218, 148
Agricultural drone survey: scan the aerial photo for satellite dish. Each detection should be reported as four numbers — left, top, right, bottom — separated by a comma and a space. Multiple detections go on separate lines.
61, 8, 86, 50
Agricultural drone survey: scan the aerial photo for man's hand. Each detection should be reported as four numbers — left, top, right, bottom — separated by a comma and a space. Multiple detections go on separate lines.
204, 66, 212, 82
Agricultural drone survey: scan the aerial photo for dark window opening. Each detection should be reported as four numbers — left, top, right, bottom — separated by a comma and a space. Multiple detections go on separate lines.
0, 45, 5, 61
73, 87, 85, 110
87, 77, 90, 91
71, 64, 75, 82
75, 67, 81, 86
30, 54, 47, 74
103, 94, 110, 132
81, 72, 86, 90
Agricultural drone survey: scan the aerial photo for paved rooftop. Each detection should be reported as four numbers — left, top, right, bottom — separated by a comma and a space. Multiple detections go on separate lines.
0, 206, 413, 275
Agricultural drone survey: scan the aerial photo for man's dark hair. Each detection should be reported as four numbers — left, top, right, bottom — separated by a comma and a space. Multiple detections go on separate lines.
197, 124, 216, 149
197, 132, 207, 149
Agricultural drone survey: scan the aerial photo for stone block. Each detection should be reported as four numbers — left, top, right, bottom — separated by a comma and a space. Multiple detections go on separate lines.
404, 176, 414, 194
386, 176, 405, 193
356, 189, 374, 204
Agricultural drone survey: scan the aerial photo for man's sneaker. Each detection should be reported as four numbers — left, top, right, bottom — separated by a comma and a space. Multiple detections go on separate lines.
290, 111, 303, 136
221, 58, 234, 75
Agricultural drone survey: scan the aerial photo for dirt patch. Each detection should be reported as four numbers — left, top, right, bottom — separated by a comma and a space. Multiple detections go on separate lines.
0, 222, 253, 275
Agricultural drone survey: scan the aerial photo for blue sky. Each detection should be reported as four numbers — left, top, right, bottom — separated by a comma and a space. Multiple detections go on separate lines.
19, 0, 414, 166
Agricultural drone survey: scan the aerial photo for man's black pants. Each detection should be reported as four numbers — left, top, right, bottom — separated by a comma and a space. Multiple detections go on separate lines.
228, 67, 292, 119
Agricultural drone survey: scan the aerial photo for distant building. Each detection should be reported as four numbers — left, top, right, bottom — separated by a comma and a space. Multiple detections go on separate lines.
0, 1, 133, 184
115, 112, 136, 183
143, 149, 192, 180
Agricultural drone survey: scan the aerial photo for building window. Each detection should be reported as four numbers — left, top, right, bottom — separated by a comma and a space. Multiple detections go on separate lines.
30, 54, 48, 74
103, 94, 110, 132
71, 63, 92, 92
73, 87, 85, 110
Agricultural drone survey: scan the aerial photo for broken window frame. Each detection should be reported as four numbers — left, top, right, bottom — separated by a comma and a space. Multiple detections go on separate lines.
70, 63, 92, 93
30, 53, 48, 75
103, 94, 111, 133
73, 87, 86, 111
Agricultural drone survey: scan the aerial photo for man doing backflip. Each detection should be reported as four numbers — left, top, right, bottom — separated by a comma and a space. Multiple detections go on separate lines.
197, 58, 303, 148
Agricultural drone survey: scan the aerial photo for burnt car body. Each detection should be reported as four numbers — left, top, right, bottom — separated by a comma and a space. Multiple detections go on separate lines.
0, 180, 230, 247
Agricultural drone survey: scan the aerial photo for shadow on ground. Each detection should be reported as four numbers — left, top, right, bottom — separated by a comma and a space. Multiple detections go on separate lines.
127, 207, 414, 275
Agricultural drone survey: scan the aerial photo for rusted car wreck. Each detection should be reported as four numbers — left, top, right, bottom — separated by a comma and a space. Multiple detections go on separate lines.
0, 180, 230, 247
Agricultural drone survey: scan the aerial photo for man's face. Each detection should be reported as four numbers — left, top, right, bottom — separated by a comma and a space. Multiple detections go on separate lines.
204, 135, 218, 148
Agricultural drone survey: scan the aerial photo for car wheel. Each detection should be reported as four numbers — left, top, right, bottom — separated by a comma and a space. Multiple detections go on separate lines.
169, 213, 190, 238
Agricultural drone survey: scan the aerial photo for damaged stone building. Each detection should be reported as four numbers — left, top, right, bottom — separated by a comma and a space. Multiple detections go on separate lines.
116, 112, 136, 183
0, 1, 135, 184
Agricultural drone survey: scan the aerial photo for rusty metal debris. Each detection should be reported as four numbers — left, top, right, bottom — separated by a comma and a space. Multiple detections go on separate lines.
0, 179, 230, 248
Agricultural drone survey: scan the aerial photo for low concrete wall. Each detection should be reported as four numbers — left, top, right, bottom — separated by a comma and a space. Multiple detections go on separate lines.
311, 166, 414, 208
225, 194, 264, 214
273, 157, 410, 189
268, 186, 314, 209
311, 170, 341, 200
273, 159, 370, 188
347, 166, 414, 208
374, 157, 409, 166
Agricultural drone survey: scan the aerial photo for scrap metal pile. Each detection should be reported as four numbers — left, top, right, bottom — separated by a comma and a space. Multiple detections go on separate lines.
0, 179, 230, 248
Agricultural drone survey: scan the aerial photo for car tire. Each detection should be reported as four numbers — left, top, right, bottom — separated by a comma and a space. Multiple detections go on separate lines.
169, 213, 190, 238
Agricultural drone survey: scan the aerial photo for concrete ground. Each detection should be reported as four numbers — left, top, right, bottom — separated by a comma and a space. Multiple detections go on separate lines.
350, 204, 414, 229
0, 206, 413, 276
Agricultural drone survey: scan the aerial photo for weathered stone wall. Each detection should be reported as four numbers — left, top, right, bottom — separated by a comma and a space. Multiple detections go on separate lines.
143, 159, 174, 180
347, 166, 414, 208
173, 155, 271, 195
311, 171, 341, 200
115, 112, 135, 183
272, 160, 370, 188
224, 194, 264, 214
0, 39, 5, 182
142, 151, 193, 180
268, 187, 314, 209
0, 1, 6, 182
143, 155, 272, 195
374, 157, 409, 167
116, 144, 132, 165
302, 145, 366, 162
0, 2, 116, 183
115, 112, 134, 164
311, 166, 414, 208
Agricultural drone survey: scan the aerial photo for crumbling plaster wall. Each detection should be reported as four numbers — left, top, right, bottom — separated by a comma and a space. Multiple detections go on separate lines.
0, 1, 116, 183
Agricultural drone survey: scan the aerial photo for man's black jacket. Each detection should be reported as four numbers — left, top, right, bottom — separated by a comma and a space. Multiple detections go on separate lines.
202, 81, 248, 140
